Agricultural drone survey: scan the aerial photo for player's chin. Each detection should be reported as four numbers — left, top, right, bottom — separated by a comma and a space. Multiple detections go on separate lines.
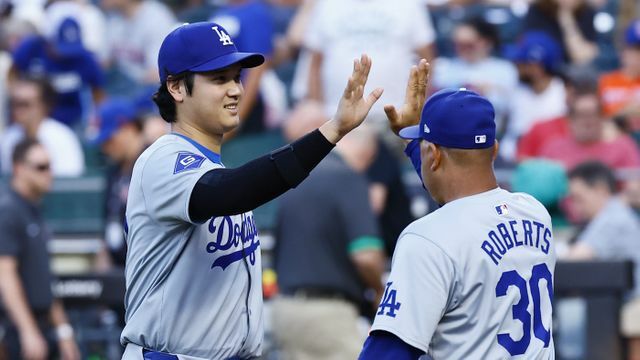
220, 114, 240, 133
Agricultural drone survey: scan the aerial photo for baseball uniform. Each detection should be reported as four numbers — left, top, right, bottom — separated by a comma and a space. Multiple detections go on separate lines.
371, 188, 555, 359
121, 134, 263, 359
361, 88, 556, 359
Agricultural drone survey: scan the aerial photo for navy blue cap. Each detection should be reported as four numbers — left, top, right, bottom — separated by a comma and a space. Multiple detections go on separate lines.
625, 19, 640, 46
507, 31, 563, 73
53, 17, 85, 57
158, 22, 264, 83
91, 98, 137, 146
399, 88, 496, 149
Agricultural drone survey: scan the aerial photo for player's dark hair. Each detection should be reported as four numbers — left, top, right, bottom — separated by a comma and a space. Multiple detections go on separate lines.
12, 138, 40, 166
568, 161, 617, 194
153, 72, 195, 123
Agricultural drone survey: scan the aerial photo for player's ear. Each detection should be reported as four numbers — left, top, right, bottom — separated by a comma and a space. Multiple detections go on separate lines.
166, 78, 185, 103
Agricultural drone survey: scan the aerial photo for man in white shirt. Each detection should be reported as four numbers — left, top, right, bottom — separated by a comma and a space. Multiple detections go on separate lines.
305, 0, 435, 130
501, 31, 567, 162
101, 0, 177, 92
1, 76, 85, 177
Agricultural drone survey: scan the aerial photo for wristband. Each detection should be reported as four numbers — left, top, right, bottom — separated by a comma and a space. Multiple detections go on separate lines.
56, 323, 74, 340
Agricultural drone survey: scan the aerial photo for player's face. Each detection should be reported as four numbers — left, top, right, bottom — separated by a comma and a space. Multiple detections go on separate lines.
186, 66, 244, 135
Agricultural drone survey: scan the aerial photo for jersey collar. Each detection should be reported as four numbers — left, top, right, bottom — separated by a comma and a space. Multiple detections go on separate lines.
172, 132, 222, 165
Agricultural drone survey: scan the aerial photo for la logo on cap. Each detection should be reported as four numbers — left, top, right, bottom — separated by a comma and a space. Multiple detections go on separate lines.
212, 26, 233, 46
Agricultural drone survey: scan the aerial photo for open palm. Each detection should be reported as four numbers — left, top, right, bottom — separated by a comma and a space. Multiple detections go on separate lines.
384, 59, 430, 135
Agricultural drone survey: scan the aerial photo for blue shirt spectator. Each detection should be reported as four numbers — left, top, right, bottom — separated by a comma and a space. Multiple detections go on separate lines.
11, 18, 105, 128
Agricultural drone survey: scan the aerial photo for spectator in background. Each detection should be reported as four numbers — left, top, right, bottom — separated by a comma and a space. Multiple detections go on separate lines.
10, 17, 105, 128
517, 68, 593, 160
432, 17, 518, 136
305, 0, 435, 133
45, 0, 110, 62
0, 76, 84, 177
91, 98, 145, 268
523, 0, 598, 65
273, 101, 385, 360
538, 83, 640, 171
563, 161, 640, 360
599, 19, 640, 132
211, 0, 275, 135
101, 0, 176, 95
0, 139, 80, 360
501, 31, 567, 162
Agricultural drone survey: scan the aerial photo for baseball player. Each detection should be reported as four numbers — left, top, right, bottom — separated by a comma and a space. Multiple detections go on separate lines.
358, 61, 556, 359
120, 22, 383, 359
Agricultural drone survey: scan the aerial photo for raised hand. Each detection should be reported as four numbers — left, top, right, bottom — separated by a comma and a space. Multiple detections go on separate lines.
319, 54, 383, 144
384, 59, 430, 136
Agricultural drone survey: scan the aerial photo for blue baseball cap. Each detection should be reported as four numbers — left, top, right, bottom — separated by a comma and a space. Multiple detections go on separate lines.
625, 19, 640, 46
158, 22, 264, 83
52, 17, 85, 57
507, 31, 563, 73
91, 98, 137, 146
399, 88, 496, 149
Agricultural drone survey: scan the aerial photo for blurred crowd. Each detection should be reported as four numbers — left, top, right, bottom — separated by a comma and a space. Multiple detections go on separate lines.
1, 0, 640, 358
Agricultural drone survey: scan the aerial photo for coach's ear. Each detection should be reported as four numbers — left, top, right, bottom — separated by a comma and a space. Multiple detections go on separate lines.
492, 141, 499, 162
167, 78, 185, 103
428, 143, 442, 171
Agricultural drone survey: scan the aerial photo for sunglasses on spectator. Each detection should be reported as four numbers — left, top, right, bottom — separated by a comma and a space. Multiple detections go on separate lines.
25, 162, 51, 172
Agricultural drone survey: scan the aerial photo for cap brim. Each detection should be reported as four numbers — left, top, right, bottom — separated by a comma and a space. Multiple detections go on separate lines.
398, 125, 422, 140
190, 52, 265, 73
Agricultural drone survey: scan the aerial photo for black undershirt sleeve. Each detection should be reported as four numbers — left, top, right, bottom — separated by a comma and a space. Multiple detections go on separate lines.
188, 129, 335, 222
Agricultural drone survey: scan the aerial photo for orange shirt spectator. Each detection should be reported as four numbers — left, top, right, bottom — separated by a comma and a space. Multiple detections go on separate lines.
599, 72, 640, 119
598, 19, 640, 130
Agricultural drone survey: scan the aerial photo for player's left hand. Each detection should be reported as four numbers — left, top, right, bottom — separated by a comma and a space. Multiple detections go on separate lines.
319, 54, 383, 144
384, 59, 430, 136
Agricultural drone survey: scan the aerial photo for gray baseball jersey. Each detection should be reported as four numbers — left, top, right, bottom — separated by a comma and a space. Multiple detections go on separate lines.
372, 188, 556, 359
121, 133, 263, 359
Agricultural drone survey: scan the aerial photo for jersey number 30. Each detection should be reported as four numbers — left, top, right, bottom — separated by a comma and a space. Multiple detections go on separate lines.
496, 263, 553, 356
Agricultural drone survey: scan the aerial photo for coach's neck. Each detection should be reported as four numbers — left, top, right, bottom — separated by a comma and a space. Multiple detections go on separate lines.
433, 143, 499, 206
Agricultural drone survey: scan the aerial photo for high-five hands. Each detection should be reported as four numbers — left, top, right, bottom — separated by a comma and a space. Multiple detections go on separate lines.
384, 59, 430, 136
319, 54, 384, 144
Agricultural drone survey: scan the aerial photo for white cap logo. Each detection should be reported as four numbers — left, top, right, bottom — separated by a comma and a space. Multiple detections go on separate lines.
424, 124, 431, 134
212, 26, 234, 46
475, 135, 487, 144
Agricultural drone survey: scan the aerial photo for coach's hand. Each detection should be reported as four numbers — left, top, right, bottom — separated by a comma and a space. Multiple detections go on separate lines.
319, 54, 383, 144
384, 59, 430, 136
